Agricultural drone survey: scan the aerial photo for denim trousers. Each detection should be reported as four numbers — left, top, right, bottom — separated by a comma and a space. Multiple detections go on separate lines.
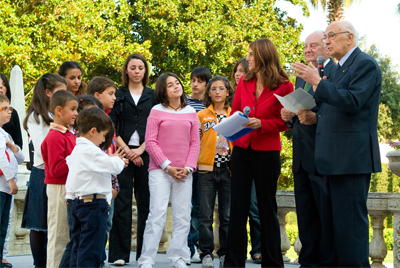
198, 163, 231, 259
188, 171, 200, 256
248, 181, 262, 258
70, 198, 108, 268
0, 191, 12, 264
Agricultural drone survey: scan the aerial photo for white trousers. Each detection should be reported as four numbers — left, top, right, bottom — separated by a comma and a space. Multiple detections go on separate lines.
138, 169, 192, 265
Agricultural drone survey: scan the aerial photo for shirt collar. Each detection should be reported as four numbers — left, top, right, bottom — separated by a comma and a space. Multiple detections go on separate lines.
50, 122, 73, 134
323, 58, 331, 67
338, 46, 357, 66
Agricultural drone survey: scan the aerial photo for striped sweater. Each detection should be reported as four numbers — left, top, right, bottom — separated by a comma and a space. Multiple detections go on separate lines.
145, 104, 200, 171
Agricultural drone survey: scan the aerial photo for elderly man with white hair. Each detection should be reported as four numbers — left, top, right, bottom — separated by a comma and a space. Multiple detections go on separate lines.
292, 21, 382, 267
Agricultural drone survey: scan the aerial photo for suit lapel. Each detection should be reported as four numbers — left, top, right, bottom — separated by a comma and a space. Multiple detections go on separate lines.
332, 47, 361, 84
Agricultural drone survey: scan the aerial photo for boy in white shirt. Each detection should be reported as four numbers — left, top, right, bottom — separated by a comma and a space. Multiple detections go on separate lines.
66, 107, 125, 267
0, 95, 24, 267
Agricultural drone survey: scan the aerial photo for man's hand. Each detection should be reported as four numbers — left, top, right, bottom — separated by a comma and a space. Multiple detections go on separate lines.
291, 62, 322, 89
281, 108, 295, 122
296, 110, 317, 125
8, 178, 18, 195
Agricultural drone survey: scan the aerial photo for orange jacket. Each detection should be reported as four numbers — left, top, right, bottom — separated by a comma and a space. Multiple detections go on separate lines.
197, 105, 233, 171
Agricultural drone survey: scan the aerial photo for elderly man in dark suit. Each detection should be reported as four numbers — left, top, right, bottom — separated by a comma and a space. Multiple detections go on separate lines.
281, 30, 336, 267
292, 21, 382, 267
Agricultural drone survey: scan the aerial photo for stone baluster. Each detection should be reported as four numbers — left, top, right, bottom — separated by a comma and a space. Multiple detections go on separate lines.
369, 212, 389, 268
277, 207, 292, 262
388, 193, 400, 268
293, 235, 302, 264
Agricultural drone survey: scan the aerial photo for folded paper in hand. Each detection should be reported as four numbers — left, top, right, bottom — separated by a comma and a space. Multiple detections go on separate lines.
274, 88, 316, 114
213, 112, 254, 142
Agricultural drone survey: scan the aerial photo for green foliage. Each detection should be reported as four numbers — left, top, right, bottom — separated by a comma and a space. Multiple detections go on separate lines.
278, 131, 294, 190
360, 41, 400, 142
370, 163, 400, 193
0, 0, 151, 96
286, 224, 298, 246
131, 0, 308, 86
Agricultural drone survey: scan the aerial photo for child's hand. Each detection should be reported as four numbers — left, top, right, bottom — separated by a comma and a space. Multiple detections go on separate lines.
8, 179, 18, 195
123, 158, 129, 167
168, 167, 187, 182
112, 147, 126, 159
5, 139, 19, 153
111, 189, 118, 200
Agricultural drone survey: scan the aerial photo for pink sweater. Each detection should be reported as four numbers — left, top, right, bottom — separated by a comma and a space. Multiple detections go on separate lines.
145, 104, 200, 171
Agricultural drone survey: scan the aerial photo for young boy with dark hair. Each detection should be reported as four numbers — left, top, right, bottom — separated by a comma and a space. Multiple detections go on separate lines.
41, 90, 78, 268
0, 95, 24, 268
186, 66, 212, 264
87, 76, 117, 111
67, 107, 125, 268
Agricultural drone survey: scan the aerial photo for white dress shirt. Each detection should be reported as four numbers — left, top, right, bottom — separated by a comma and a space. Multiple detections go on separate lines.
0, 128, 25, 194
66, 137, 125, 200
27, 113, 51, 168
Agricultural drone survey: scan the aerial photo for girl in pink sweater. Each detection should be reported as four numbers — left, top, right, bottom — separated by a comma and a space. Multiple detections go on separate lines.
138, 73, 200, 268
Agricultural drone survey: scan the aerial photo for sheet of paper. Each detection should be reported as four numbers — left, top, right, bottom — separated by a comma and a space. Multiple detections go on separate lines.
274, 87, 316, 114
213, 112, 254, 141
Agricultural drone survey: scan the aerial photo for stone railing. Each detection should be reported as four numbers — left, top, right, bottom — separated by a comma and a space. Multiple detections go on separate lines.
9, 171, 400, 268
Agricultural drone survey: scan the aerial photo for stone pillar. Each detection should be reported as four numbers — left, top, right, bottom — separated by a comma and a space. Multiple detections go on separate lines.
388, 193, 400, 268
277, 207, 291, 263
9, 65, 29, 158
369, 212, 389, 268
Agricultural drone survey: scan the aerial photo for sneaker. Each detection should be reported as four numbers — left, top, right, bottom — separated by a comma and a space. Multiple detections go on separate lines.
219, 255, 225, 268
114, 259, 126, 266
201, 254, 214, 268
138, 264, 153, 268
191, 246, 201, 263
170, 258, 188, 268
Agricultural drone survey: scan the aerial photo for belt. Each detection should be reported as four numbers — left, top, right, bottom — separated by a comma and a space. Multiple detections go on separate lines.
78, 194, 106, 203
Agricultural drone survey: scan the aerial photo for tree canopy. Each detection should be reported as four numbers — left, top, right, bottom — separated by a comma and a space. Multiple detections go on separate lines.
0, 0, 308, 95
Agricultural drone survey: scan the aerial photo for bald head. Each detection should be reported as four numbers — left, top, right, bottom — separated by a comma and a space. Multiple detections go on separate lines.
304, 31, 329, 67
324, 21, 357, 61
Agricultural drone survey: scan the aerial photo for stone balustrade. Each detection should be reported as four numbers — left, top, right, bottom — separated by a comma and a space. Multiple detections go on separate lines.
9, 171, 400, 268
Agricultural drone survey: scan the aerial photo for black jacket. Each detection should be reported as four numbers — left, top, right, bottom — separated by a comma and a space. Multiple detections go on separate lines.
109, 86, 156, 145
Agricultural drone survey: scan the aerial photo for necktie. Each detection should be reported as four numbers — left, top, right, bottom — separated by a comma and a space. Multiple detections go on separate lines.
304, 82, 312, 92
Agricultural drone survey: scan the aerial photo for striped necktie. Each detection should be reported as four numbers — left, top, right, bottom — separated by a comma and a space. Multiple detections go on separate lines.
304, 82, 312, 92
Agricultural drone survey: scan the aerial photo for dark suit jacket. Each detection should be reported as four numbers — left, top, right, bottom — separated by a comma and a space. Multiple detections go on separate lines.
292, 59, 336, 174
109, 86, 157, 145
313, 47, 382, 175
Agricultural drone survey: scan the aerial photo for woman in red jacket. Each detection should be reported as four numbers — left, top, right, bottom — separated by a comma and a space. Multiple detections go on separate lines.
224, 38, 293, 268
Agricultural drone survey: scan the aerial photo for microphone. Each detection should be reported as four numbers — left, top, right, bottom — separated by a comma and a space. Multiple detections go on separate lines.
243, 106, 251, 117
317, 56, 325, 78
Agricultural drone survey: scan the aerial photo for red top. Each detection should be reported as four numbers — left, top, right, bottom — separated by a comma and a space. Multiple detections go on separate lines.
232, 77, 293, 151
41, 129, 76, 185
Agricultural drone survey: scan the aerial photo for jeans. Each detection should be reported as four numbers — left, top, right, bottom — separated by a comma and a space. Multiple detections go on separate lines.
198, 163, 231, 259
248, 182, 262, 258
188, 171, 200, 256
70, 198, 108, 268
0, 192, 12, 264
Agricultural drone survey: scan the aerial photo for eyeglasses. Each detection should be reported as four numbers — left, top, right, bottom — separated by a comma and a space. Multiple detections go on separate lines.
322, 31, 350, 41
0, 107, 13, 113
210, 87, 227, 92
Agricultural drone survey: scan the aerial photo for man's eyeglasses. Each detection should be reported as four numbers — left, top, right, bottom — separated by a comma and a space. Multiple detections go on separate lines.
322, 31, 350, 41
0, 107, 13, 113
210, 88, 227, 92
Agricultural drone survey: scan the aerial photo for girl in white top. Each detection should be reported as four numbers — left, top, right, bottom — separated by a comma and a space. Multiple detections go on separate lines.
21, 73, 67, 268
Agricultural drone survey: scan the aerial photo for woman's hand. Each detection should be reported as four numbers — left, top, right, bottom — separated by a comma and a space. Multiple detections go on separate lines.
125, 147, 145, 162
111, 189, 118, 200
281, 108, 295, 122
132, 156, 144, 167
242, 117, 262, 129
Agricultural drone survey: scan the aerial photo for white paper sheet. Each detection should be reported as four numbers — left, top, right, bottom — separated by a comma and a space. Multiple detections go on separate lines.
274, 88, 316, 114
213, 112, 250, 137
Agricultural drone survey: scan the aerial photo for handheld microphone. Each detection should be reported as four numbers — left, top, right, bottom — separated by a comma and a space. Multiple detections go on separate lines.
317, 56, 325, 78
243, 106, 251, 117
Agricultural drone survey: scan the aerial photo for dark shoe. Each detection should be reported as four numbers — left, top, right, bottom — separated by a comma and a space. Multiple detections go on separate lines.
2, 263, 12, 268
254, 256, 261, 264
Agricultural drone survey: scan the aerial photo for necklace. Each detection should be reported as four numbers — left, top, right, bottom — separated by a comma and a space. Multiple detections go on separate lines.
168, 104, 181, 111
